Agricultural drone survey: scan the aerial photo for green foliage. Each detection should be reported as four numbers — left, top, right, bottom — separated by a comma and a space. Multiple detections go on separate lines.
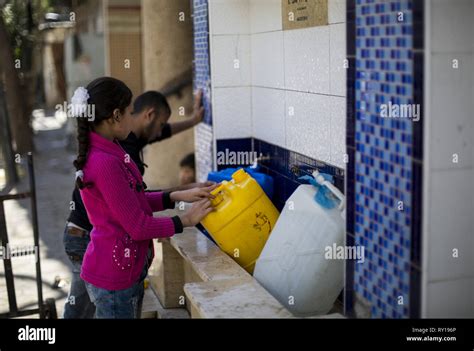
1, 0, 55, 61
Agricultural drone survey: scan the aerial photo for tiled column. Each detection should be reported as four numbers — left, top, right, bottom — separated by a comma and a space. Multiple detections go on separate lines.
345, 0, 424, 318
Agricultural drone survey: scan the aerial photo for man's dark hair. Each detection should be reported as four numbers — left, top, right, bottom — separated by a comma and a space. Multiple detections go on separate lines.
133, 91, 171, 116
180, 153, 195, 170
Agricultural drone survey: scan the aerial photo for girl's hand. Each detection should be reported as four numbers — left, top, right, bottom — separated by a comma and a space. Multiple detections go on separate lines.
170, 184, 218, 203
179, 199, 214, 227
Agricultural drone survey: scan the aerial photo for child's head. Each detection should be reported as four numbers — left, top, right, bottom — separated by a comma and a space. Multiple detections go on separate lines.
179, 153, 196, 185
132, 91, 171, 142
73, 77, 133, 189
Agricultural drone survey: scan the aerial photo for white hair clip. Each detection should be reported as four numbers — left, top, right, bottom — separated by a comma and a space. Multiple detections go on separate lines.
75, 170, 84, 181
71, 87, 90, 116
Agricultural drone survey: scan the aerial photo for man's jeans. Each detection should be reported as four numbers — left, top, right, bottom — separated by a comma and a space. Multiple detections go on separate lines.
63, 224, 95, 319
84, 263, 147, 319
63, 259, 96, 319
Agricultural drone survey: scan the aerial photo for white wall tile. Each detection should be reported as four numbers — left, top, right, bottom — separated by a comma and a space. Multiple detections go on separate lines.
430, 53, 473, 170
330, 96, 346, 168
328, 0, 346, 24
213, 87, 252, 139
249, 0, 282, 33
209, 0, 250, 35
430, 0, 474, 53
286, 91, 331, 162
424, 1, 474, 318
427, 169, 474, 281
330, 23, 347, 97
211, 35, 251, 87
426, 278, 474, 318
208, 0, 348, 172
251, 31, 285, 88
252, 87, 285, 146
284, 26, 330, 94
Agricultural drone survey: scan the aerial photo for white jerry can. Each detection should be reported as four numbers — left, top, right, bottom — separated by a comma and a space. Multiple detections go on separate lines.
254, 171, 346, 317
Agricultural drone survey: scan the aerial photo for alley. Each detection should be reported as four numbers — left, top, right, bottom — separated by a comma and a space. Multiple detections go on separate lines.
0, 110, 75, 318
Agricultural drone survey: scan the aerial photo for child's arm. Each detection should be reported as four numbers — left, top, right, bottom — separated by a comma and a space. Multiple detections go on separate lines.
159, 181, 216, 193
146, 186, 217, 213
92, 158, 183, 241
145, 191, 175, 212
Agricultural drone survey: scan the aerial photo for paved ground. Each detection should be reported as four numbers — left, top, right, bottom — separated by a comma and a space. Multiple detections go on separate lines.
0, 110, 76, 318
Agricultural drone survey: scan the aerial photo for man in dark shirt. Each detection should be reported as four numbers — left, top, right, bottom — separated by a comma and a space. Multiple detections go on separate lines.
63, 90, 210, 318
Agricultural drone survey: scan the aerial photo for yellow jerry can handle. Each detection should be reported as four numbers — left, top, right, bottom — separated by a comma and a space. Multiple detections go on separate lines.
210, 183, 229, 207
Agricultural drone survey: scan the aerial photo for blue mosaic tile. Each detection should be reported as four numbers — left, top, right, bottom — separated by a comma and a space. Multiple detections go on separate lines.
346, 0, 423, 319
193, 0, 212, 126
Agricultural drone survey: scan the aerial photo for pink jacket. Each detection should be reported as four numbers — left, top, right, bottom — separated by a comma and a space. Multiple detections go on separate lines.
80, 131, 182, 290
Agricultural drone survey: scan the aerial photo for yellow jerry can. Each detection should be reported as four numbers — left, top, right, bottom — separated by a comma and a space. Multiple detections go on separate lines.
201, 169, 279, 274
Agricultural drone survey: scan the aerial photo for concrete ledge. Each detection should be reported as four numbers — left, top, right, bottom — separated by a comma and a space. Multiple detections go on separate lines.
184, 279, 293, 319
148, 238, 185, 308
170, 228, 251, 282
149, 225, 293, 318
141, 285, 190, 319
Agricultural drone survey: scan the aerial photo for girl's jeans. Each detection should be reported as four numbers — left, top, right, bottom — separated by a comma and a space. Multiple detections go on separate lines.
84, 263, 147, 319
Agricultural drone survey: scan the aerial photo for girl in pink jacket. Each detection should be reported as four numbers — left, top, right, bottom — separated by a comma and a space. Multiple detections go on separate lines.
72, 77, 213, 318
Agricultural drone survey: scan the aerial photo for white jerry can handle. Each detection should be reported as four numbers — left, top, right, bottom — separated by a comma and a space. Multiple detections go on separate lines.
312, 171, 346, 212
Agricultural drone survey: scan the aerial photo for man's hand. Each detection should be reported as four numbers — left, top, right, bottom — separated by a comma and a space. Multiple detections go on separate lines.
191, 89, 204, 125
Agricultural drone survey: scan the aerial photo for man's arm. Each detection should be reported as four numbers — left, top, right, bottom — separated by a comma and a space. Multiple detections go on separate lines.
170, 89, 204, 135
169, 116, 200, 135
149, 90, 204, 145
